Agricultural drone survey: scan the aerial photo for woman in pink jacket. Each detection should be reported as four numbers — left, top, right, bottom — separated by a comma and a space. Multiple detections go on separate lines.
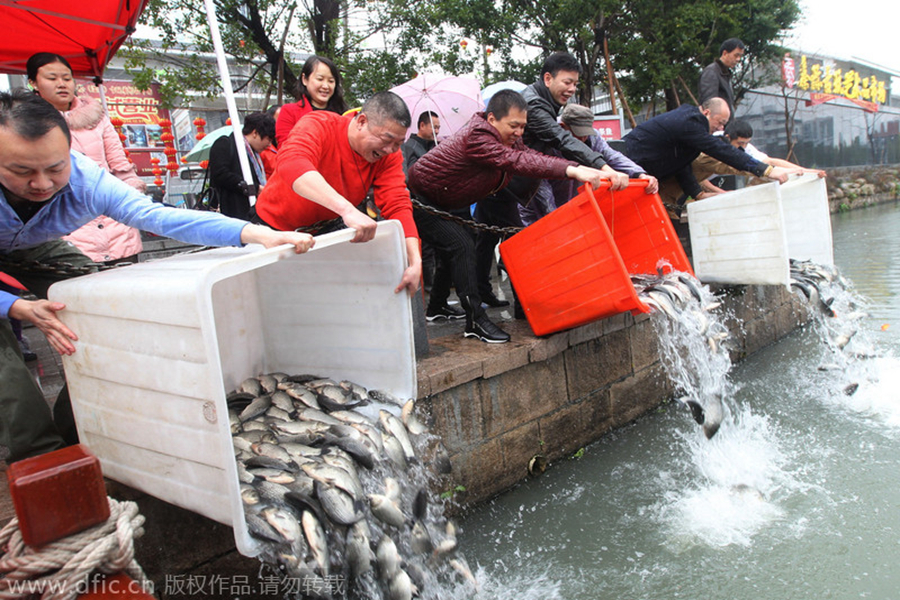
27, 52, 144, 263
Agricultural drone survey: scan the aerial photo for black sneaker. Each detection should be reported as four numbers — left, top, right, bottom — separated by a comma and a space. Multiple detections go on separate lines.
464, 314, 511, 343
481, 293, 510, 308
426, 303, 466, 322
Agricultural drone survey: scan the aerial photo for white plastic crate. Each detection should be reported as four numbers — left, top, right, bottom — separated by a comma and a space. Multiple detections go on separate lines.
47, 221, 415, 556
687, 176, 834, 286
780, 173, 834, 266
687, 182, 791, 286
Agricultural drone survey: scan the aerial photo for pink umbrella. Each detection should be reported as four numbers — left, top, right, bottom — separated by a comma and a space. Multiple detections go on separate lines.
390, 73, 484, 141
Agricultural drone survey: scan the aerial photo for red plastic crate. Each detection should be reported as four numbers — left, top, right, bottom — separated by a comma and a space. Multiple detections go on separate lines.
500, 181, 692, 336
7, 444, 109, 548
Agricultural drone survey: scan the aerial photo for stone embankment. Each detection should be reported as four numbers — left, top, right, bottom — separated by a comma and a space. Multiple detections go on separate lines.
826, 165, 900, 212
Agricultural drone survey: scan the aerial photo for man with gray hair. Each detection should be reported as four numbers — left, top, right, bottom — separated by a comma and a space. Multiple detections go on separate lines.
255, 91, 422, 296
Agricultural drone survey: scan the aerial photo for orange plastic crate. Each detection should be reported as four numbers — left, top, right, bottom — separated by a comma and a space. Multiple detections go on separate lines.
500, 181, 692, 336
595, 180, 693, 276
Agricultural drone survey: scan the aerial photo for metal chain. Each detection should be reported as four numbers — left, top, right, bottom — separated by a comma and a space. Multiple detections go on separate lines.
410, 198, 524, 236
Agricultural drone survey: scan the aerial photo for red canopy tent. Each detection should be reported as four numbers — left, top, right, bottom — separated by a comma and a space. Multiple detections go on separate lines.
0, 0, 149, 80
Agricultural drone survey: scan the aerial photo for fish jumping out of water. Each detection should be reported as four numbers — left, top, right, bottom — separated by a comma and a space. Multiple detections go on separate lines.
683, 392, 725, 439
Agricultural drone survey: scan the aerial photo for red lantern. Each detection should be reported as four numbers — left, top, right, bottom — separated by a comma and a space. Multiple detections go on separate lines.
193, 117, 206, 127
195, 132, 206, 140
163, 147, 177, 157
158, 119, 172, 129
160, 132, 174, 142
181, 156, 188, 163
109, 117, 124, 128
150, 157, 160, 165
154, 178, 164, 186
226, 118, 232, 126
460, 39, 468, 49
485, 46, 493, 56
166, 163, 179, 172
199, 160, 209, 169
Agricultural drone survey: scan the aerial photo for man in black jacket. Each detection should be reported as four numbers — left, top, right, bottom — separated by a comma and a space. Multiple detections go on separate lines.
208, 112, 274, 220
623, 97, 794, 206
698, 38, 745, 114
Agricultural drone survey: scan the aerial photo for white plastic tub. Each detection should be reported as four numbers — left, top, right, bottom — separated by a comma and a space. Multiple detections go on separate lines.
687, 175, 834, 286
780, 173, 834, 266
47, 221, 415, 556
687, 182, 791, 286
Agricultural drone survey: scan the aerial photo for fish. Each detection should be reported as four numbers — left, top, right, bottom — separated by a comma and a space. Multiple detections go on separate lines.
323, 425, 378, 469
369, 389, 406, 407
382, 432, 408, 470
831, 329, 856, 350
388, 569, 415, 600
379, 410, 417, 463
449, 557, 478, 590
239, 377, 264, 396
245, 512, 282, 544
432, 521, 458, 559
401, 399, 428, 436
244, 455, 298, 473
684, 392, 724, 439
301, 462, 365, 501
315, 480, 366, 526
258, 373, 279, 394
301, 510, 329, 576
346, 521, 374, 578
270, 390, 296, 414
239, 394, 271, 422
369, 493, 406, 529
262, 505, 303, 545
280, 383, 322, 410
317, 384, 363, 412
376, 536, 402, 581
843, 382, 860, 396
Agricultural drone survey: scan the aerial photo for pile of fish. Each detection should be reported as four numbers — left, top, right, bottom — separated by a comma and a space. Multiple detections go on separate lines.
632, 271, 732, 439
228, 373, 477, 599
791, 259, 874, 393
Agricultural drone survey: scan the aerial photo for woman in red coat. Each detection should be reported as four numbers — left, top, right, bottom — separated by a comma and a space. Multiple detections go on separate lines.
275, 56, 348, 146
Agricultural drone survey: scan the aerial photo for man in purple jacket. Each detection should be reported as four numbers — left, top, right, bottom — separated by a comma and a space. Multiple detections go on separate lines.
408, 90, 605, 343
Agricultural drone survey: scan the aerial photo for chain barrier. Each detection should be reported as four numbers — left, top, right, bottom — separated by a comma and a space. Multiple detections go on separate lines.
410, 198, 524, 237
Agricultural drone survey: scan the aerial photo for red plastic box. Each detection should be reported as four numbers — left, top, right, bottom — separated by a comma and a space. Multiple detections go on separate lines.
7, 444, 109, 548
499, 181, 692, 336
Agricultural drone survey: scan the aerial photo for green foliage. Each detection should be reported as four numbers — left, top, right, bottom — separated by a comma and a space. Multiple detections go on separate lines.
570, 447, 585, 460
124, 0, 800, 113
440, 484, 467, 499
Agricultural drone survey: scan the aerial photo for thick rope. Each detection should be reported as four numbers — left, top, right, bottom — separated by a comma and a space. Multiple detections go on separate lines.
0, 497, 153, 600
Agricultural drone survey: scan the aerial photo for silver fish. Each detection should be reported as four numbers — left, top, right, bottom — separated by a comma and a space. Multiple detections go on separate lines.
262, 505, 302, 544
401, 399, 428, 436
369, 493, 406, 528
301, 510, 329, 576
239, 394, 271, 422
376, 536, 402, 581
258, 374, 278, 394
346, 521, 374, 578
316, 480, 365, 526
239, 377, 264, 396
382, 433, 408, 470
379, 410, 416, 462
388, 570, 415, 600
369, 389, 406, 407
280, 383, 322, 410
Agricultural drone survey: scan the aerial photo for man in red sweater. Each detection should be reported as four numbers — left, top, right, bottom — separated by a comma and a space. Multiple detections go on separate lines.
255, 91, 421, 295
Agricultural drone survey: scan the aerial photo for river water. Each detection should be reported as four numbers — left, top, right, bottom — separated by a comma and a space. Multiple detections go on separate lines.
458, 201, 900, 600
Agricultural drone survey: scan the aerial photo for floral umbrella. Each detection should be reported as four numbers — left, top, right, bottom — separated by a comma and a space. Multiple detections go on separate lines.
390, 73, 484, 141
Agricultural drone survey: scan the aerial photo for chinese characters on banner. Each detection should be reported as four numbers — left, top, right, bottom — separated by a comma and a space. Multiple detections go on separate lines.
782, 54, 888, 113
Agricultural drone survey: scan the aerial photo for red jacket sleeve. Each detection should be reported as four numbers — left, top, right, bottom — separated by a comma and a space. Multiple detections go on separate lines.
275, 100, 312, 147
372, 151, 418, 240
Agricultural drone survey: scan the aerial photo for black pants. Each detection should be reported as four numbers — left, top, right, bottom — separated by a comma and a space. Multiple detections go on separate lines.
413, 204, 480, 306
474, 189, 523, 300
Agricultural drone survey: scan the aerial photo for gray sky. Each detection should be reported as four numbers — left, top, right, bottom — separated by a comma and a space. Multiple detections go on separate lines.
788, 0, 899, 73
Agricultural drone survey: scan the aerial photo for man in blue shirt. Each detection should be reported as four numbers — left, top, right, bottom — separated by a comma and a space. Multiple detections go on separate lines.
0, 90, 315, 463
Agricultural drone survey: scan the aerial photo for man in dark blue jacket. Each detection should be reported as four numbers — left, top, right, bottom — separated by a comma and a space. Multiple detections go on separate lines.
623, 97, 793, 205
